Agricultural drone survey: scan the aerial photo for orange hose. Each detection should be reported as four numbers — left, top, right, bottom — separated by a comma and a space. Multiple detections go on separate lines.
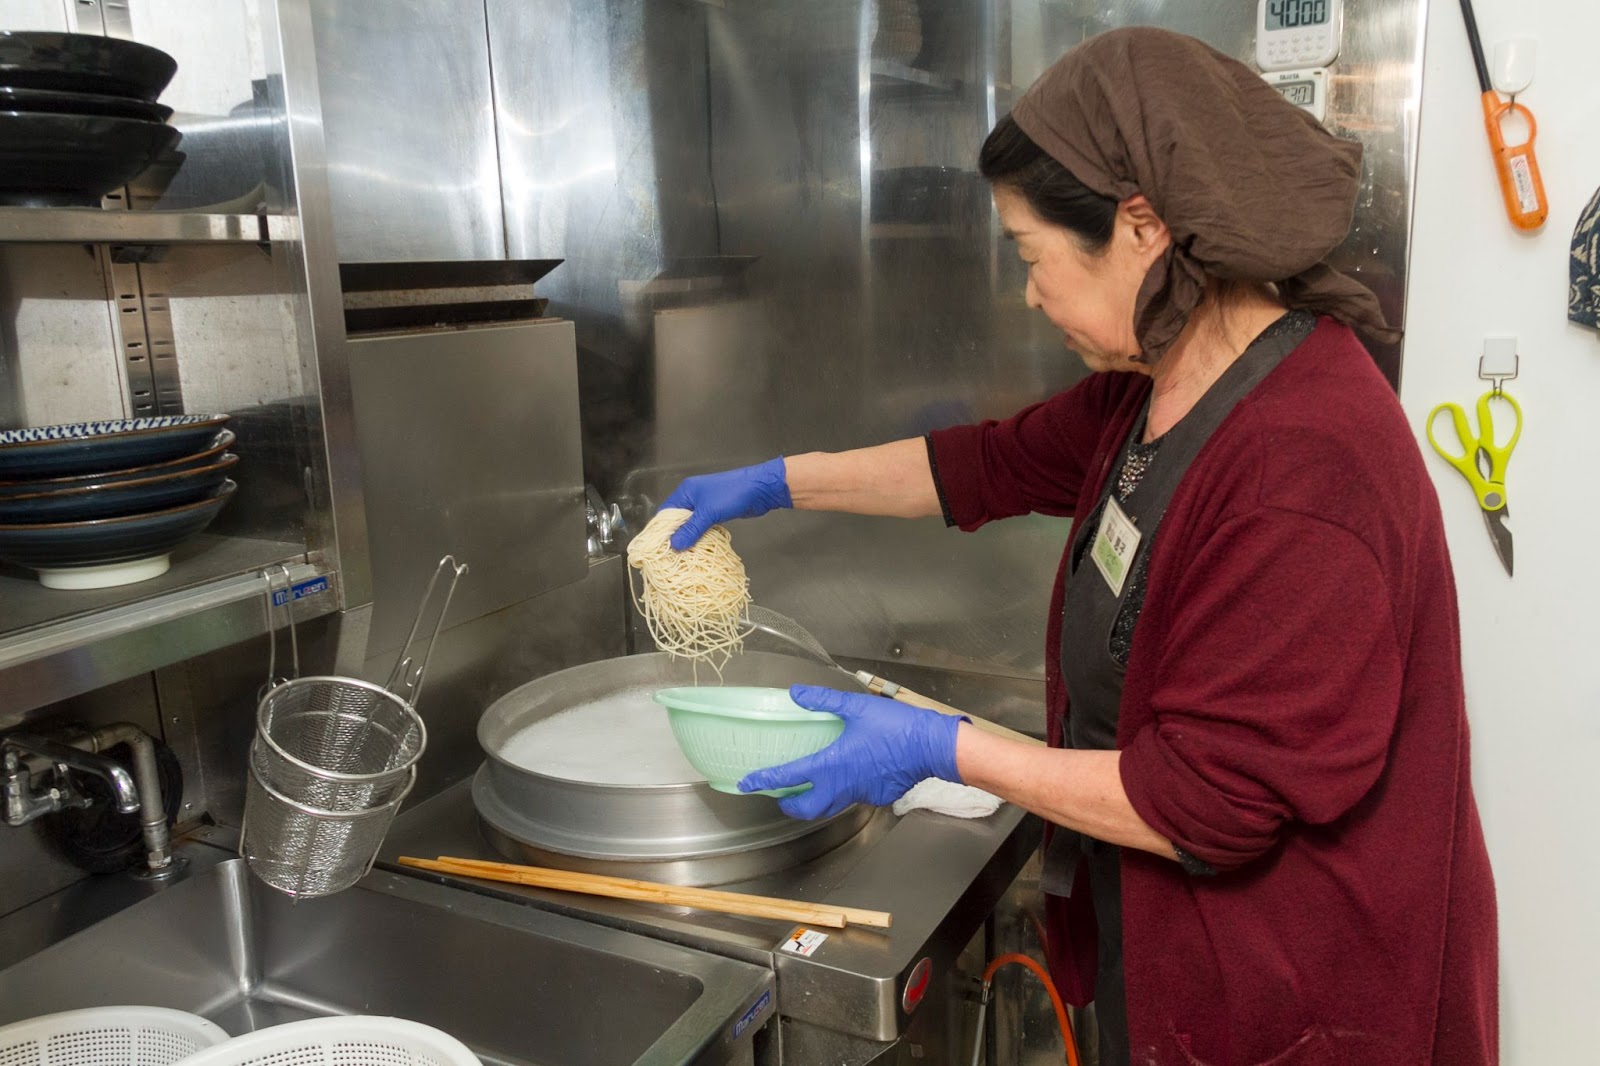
980, 952, 1081, 1066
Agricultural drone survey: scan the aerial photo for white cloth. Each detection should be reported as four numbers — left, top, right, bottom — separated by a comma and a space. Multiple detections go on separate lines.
891, 777, 1003, 819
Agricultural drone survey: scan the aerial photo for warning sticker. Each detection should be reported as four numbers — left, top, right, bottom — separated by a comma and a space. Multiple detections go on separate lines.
780, 928, 828, 957
1509, 155, 1540, 215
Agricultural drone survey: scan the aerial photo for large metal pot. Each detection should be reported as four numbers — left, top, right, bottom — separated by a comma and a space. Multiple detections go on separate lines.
473, 651, 874, 885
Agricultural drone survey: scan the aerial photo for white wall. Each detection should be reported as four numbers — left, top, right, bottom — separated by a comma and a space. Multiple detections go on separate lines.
1405, 1, 1600, 1059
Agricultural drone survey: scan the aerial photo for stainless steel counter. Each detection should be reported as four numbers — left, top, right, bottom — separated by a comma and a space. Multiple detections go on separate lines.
379, 777, 1042, 1048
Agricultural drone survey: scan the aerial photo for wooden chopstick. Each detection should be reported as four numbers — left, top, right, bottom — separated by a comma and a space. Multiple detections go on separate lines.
398, 854, 892, 930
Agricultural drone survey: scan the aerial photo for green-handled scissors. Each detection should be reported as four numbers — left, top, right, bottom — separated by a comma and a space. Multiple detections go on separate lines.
1426, 390, 1522, 576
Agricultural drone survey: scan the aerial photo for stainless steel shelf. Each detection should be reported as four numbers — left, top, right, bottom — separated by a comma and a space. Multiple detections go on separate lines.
869, 59, 960, 95
868, 223, 963, 239
0, 535, 338, 714
0, 208, 298, 245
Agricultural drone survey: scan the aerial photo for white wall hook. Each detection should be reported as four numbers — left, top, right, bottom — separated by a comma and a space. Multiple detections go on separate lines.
1479, 335, 1520, 392
1491, 38, 1536, 97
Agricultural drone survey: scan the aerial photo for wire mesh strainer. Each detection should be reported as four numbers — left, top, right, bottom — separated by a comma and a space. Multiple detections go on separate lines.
741, 604, 840, 666
240, 556, 466, 898
241, 759, 415, 897
253, 676, 423, 810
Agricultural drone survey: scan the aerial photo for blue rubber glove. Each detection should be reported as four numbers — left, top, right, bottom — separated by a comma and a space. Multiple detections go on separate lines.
738, 685, 965, 820
661, 457, 792, 551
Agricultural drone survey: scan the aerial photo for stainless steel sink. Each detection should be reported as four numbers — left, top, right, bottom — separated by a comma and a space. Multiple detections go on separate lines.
0, 843, 774, 1066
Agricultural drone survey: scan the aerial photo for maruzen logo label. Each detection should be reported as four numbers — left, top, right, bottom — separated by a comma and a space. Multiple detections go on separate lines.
732, 990, 772, 1040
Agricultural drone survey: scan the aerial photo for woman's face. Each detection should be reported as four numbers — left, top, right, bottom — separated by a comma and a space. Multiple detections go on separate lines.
993, 185, 1170, 373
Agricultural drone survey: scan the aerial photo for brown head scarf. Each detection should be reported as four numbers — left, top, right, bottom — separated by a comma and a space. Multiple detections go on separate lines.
1010, 27, 1399, 361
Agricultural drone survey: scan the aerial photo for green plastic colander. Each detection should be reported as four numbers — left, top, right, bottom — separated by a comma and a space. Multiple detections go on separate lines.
652, 687, 844, 797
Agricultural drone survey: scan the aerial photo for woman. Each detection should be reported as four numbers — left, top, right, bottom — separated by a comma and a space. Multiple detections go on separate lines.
662, 28, 1497, 1066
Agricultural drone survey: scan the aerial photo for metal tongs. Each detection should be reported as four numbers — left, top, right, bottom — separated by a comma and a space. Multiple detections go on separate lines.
257, 556, 468, 705
383, 555, 470, 706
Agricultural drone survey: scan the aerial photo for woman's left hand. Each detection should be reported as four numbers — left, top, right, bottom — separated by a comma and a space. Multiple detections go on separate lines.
738, 684, 965, 820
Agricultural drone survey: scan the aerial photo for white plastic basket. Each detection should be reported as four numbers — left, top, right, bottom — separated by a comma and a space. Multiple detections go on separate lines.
174, 1017, 480, 1066
0, 1006, 228, 1066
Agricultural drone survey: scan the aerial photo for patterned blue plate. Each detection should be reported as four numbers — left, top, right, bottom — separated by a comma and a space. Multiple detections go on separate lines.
0, 479, 235, 574
0, 453, 237, 524
0, 429, 235, 498
0, 415, 229, 479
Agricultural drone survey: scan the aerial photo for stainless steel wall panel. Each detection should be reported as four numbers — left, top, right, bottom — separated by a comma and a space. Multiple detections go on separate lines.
347, 320, 587, 659
308, 0, 505, 262
707, 10, 868, 393
486, 0, 717, 488
651, 302, 776, 471
489, 0, 717, 268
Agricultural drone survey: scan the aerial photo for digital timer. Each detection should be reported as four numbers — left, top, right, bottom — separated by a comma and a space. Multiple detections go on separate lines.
1262, 68, 1329, 123
1256, 0, 1344, 72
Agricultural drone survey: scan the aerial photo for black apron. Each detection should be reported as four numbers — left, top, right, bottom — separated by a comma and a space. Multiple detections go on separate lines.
1046, 311, 1315, 1066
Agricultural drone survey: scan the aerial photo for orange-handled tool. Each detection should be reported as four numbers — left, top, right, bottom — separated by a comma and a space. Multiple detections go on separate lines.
1461, 0, 1547, 231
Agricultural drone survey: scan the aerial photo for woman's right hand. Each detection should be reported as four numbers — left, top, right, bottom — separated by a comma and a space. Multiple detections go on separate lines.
660, 457, 791, 550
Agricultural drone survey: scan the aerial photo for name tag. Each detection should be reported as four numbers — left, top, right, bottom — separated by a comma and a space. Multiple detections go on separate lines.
1090, 497, 1141, 597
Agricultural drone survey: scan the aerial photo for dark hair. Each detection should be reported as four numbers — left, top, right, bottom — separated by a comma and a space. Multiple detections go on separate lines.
979, 114, 1119, 253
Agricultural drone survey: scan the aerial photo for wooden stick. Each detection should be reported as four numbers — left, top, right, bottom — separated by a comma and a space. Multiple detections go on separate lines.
435, 855, 893, 929
397, 855, 893, 930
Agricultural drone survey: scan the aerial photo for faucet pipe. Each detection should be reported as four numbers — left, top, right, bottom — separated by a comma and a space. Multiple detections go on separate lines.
2, 725, 172, 870
4, 733, 139, 816
78, 724, 173, 871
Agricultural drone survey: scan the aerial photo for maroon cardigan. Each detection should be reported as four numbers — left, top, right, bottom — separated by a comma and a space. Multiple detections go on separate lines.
928, 320, 1498, 1065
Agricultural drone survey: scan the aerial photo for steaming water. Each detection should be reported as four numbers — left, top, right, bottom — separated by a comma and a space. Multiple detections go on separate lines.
496, 687, 706, 785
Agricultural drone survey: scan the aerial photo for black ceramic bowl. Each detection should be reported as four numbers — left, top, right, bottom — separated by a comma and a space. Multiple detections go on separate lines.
0, 429, 234, 499
0, 110, 182, 207
0, 414, 228, 479
0, 453, 237, 524
0, 31, 176, 102
0, 479, 235, 572
0, 84, 172, 122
